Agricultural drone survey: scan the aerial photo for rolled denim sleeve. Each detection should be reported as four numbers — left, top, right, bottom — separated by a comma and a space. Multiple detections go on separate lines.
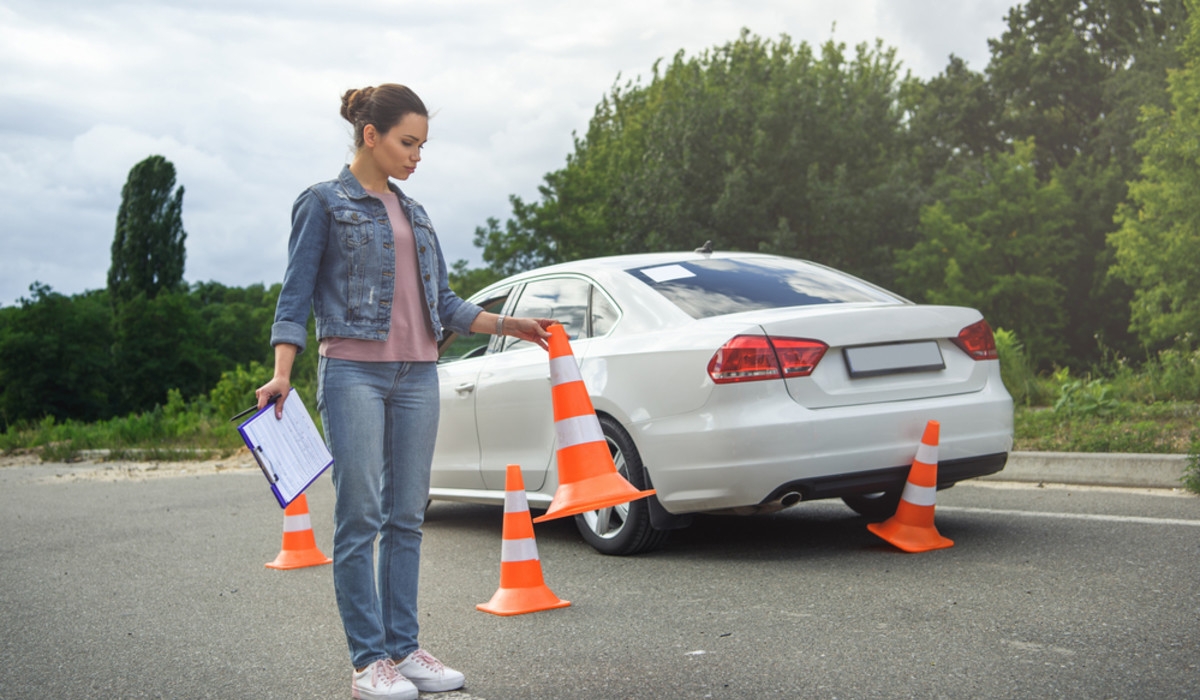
433, 234, 483, 336
270, 188, 327, 353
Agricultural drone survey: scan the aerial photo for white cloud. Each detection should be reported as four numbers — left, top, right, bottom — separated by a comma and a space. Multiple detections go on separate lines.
0, 0, 1009, 306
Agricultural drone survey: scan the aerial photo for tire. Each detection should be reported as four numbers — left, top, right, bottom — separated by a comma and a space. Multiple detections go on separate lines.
842, 490, 903, 521
573, 415, 669, 556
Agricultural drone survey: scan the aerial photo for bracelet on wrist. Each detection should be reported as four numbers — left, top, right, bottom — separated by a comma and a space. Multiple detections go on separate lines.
496, 315, 506, 336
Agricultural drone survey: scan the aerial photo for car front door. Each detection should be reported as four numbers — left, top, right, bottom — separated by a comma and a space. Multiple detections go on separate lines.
432, 293, 509, 490
475, 276, 594, 491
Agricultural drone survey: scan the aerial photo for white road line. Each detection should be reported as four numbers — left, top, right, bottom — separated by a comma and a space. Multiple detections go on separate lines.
939, 505, 1200, 527
966, 480, 1191, 497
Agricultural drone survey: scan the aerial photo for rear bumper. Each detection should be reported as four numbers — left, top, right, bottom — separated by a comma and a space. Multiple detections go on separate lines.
633, 378, 1013, 513
767, 451, 1009, 503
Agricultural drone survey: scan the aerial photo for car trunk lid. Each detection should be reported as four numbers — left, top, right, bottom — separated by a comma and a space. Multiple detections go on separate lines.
751, 303, 992, 408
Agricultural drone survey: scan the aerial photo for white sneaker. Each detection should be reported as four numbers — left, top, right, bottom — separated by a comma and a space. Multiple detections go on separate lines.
351, 659, 418, 700
394, 649, 466, 692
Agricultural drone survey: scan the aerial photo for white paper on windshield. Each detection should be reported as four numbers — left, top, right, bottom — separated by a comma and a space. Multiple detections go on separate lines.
641, 264, 695, 283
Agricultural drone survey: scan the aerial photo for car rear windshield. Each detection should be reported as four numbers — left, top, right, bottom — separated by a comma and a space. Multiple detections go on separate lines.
627, 257, 903, 319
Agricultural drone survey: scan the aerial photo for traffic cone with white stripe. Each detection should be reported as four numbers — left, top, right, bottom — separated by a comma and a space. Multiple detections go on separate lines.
265, 493, 332, 569
532, 324, 654, 523
477, 464, 570, 616
867, 420, 954, 553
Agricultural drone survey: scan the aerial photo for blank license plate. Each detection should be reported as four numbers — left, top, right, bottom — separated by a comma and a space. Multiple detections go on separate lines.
844, 341, 945, 378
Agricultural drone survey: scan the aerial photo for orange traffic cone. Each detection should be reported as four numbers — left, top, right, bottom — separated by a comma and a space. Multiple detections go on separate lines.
532, 324, 654, 523
477, 465, 571, 616
866, 420, 954, 553
265, 493, 333, 569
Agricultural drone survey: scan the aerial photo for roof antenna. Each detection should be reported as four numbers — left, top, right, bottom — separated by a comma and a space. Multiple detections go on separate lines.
694, 240, 713, 255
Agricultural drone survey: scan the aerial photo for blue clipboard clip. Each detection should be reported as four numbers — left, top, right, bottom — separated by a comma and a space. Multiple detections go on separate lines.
254, 446, 280, 484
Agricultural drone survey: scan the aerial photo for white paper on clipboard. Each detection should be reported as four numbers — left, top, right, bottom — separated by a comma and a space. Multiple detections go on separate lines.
237, 388, 333, 507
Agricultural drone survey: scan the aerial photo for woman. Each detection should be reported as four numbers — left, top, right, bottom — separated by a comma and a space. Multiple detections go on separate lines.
256, 83, 552, 700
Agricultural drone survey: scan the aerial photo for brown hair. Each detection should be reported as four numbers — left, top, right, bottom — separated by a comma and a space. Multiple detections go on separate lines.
340, 83, 429, 149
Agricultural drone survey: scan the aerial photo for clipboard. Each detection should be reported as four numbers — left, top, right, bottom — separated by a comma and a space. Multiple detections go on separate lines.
235, 388, 333, 508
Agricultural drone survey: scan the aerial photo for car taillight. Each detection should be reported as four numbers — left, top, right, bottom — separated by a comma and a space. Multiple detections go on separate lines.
708, 335, 828, 384
953, 319, 998, 360
771, 337, 829, 377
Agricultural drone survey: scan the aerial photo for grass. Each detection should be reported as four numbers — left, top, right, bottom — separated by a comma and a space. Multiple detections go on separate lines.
1014, 401, 1198, 453
6, 407, 246, 465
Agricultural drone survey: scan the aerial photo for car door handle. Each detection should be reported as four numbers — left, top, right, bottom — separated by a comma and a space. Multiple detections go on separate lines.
454, 382, 476, 394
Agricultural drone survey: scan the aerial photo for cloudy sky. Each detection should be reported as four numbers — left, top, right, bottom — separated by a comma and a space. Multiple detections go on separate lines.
0, 0, 1016, 307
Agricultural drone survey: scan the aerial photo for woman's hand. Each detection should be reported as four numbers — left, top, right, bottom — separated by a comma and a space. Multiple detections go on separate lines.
256, 343, 298, 418
471, 312, 555, 350
255, 377, 291, 418
503, 316, 555, 350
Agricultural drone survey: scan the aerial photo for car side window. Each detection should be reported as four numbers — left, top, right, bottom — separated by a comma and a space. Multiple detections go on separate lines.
438, 293, 509, 362
503, 277, 591, 351
590, 288, 619, 337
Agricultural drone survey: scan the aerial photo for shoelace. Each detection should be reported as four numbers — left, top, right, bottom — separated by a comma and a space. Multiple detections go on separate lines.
405, 649, 444, 672
372, 659, 405, 687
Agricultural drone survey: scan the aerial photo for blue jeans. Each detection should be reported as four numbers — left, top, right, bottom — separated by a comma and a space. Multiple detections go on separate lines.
317, 357, 439, 670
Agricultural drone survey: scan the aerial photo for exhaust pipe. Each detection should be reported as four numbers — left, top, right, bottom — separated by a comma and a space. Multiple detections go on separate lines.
715, 490, 804, 515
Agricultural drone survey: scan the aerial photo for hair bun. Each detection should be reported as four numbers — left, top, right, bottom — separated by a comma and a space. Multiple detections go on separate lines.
340, 86, 377, 123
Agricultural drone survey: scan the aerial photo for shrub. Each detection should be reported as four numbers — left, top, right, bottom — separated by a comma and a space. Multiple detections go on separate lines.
1053, 370, 1120, 418
1148, 344, 1200, 401
995, 327, 1056, 406
1104, 341, 1200, 403
208, 361, 274, 421
1185, 437, 1200, 495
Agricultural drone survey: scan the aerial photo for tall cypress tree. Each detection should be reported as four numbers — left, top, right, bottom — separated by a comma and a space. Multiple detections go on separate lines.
107, 155, 187, 305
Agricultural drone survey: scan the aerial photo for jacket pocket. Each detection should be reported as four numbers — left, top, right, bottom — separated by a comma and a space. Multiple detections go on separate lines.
333, 210, 375, 249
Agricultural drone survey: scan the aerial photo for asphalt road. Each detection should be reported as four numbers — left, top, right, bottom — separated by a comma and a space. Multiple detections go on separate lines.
1, 461, 1197, 700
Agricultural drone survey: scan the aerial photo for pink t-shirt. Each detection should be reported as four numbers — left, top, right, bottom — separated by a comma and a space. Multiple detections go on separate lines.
320, 188, 439, 362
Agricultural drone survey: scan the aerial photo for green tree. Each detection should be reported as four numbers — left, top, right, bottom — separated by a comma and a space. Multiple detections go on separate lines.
477, 30, 922, 286
902, 55, 1004, 187
106, 281, 290, 416
110, 291, 220, 414
190, 281, 276, 370
1110, 0, 1200, 348
107, 155, 187, 305
0, 284, 114, 428
987, 0, 1184, 176
972, 0, 1186, 364
447, 259, 503, 299
895, 140, 1076, 365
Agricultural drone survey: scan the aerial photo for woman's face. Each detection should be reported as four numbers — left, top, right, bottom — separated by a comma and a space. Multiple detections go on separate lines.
365, 112, 428, 181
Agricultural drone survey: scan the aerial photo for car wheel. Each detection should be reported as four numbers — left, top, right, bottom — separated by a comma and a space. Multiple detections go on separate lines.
573, 415, 669, 556
841, 490, 903, 521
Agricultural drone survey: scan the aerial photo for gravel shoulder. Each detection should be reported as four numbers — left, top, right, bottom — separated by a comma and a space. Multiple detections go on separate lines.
0, 448, 261, 482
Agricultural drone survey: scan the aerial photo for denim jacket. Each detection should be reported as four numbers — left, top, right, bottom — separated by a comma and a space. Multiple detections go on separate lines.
271, 166, 483, 353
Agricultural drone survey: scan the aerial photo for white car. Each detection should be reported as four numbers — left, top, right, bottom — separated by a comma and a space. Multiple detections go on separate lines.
431, 249, 1013, 554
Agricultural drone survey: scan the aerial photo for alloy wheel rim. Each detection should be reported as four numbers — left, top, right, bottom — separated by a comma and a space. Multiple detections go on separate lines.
579, 436, 631, 539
